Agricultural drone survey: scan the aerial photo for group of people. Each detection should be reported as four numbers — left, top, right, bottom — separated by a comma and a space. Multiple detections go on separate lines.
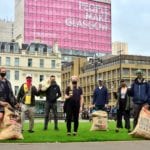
92, 69, 150, 133
0, 67, 83, 136
0, 66, 150, 137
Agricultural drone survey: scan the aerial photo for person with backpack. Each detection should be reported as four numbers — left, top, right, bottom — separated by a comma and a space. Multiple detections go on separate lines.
17, 74, 39, 133
64, 76, 83, 136
41, 75, 61, 131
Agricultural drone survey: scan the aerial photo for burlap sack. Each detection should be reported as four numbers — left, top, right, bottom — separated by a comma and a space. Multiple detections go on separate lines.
130, 107, 150, 139
90, 110, 108, 131
0, 105, 23, 140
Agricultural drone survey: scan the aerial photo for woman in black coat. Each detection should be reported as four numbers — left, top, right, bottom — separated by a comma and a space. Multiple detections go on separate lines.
114, 79, 131, 133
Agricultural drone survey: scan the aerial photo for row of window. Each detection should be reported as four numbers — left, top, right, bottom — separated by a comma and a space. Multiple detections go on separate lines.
24, 25, 111, 37
0, 57, 19, 66
6, 70, 19, 81
80, 68, 150, 83
6, 70, 45, 83
0, 57, 56, 68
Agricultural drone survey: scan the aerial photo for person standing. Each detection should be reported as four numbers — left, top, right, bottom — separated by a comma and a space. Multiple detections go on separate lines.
130, 69, 149, 128
17, 74, 39, 133
65, 76, 83, 136
115, 79, 131, 133
0, 67, 17, 127
148, 81, 150, 105
42, 75, 61, 131
92, 79, 109, 111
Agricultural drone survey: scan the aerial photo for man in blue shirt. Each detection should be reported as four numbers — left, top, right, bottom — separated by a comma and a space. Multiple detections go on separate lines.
92, 79, 109, 111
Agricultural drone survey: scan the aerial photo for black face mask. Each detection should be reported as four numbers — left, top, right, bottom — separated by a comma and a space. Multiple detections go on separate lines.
72, 81, 77, 85
0, 73, 6, 78
51, 80, 56, 85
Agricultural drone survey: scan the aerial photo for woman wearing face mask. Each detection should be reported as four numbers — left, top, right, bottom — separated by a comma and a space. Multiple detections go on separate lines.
115, 79, 131, 133
0, 67, 17, 127
65, 76, 83, 136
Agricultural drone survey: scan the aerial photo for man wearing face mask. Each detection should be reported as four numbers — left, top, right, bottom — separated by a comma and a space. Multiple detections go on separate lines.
42, 75, 61, 131
17, 74, 39, 133
65, 76, 83, 136
0, 67, 17, 127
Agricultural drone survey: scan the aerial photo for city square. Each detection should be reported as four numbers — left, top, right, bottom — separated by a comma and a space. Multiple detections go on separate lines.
0, 0, 150, 149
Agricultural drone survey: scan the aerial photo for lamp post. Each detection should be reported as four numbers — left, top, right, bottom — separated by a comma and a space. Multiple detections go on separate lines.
91, 54, 102, 88
120, 50, 122, 82
119, 50, 122, 85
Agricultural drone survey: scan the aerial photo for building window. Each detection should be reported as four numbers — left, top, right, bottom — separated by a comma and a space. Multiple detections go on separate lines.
28, 59, 32, 67
6, 57, 10, 66
6, 70, 10, 80
123, 68, 129, 75
39, 75, 44, 82
15, 70, 19, 80
14, 86, 19, 96
15, 58, 19, 66
40, 59, 44, 68
148, 70, 150, 76
51, 60, 56, 69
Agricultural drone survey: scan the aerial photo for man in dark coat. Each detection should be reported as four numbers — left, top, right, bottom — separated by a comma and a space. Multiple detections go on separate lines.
92, 79, 109, 111
0, 67, 17, 127
41, 75, 61, 131
130, 69, 149, 128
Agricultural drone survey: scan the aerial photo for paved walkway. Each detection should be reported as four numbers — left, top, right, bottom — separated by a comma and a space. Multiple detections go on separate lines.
0, 141, 150, 150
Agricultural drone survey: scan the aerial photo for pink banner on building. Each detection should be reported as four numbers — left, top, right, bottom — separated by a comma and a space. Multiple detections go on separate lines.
24, 0, 111, 53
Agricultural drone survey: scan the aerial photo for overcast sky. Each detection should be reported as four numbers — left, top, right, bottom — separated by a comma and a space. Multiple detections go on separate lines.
0, 0, 150, 56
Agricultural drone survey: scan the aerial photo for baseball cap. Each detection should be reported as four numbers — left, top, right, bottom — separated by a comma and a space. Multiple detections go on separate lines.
136, 69, 143, 74
98, 78, 103, 81
26, 74, 32, 78
121, 79, 125, 82
71, 75, 78, 81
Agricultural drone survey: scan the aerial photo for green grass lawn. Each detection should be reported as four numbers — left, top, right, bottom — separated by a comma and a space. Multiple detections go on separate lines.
0, 120, 141, 143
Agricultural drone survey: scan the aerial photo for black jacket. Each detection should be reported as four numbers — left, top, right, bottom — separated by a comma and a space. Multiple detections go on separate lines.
0, 79, 17, 107
45, 83, 61, 103
17, 83, 39, 106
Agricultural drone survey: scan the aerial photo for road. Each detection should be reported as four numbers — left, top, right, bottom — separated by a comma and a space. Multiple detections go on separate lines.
0, 141, 150, 150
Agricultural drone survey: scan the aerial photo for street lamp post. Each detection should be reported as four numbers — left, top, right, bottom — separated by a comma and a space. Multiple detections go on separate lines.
94, 60, 98, 87
92, 54, 103, 88
120, 50, 122, 82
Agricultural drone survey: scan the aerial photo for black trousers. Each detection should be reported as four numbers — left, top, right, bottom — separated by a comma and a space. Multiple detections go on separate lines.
44, 102, 58, 129
133, 103, 144, 129
95, 105, 105, 111
66, 104, 80, 133
116, 109, 130, 130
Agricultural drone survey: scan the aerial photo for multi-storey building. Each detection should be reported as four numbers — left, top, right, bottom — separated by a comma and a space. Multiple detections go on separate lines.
112, 41, 128, 55
0, 41, 62, 113
15, 0, 111, 60
62, 55, 150, 108
0, 19, 14, 42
